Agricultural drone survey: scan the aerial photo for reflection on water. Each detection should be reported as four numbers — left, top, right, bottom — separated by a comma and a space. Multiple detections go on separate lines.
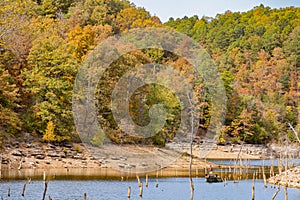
1, 159, 299, 199
0, 178, 300, 200
1, 158, 299, 181
0, 166, 275, 181
1, 168, 207, 181
1, 168, 125, 181
0, 163, 292, 181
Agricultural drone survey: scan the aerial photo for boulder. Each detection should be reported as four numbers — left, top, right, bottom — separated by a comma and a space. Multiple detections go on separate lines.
30, 149, 44, 156
45, 160, 51, 164
1, 157, 9, 164
11, 149, 22, 156
73, 154, 86, 160
47, 151, 60, 157
66, 150, 77, 158
36, 155, 45, 159
12, 141, 19, 148
25, 143, 32, 148
59, 152, 66, 158
111, 156, 120, 160
63, 143, 73, 148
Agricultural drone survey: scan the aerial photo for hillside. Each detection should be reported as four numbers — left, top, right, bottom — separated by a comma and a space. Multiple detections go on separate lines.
165, 5, 300, 144
0, 1, 299, 146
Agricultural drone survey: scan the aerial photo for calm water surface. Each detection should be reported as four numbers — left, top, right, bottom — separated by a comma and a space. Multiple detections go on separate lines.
1, 178, 300, 200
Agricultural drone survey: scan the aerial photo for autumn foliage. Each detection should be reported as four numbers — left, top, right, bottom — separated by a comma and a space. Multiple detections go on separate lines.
0, 1, 299, 144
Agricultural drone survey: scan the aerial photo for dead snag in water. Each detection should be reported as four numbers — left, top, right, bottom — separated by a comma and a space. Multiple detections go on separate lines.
270, 155, 275, 177
251, 172, 255, 200
127, 186, 131, 198
262, 165, 267, 188
7, 186, 10, 197
279, 151, 283, 174
21, 182, 26, 197
84, 193, 87, 200
27, 177, 31, 184
263, 173, 267, 188
139, 182, 143, 197
284, 184, 288, 200
187, 91, 194, 200
189, 139, 194, 200
136, 175, 141, 187
146, 174, 149, 188
239, 158, 243, 177
233, 141, 244, 183
43, 171, 46, 182
272, 186, 281, 200
42, 181, 48, 200
0, 154, 2, 179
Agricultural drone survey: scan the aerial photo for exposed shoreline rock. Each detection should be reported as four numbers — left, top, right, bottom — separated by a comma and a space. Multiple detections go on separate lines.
1, 142, 101, 170
167, 142, 300, 159
1, 141, 299, 172
268, 166, 300, 189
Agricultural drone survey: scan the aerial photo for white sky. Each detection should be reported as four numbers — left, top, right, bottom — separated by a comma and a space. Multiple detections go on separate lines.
129, 0, 300, 22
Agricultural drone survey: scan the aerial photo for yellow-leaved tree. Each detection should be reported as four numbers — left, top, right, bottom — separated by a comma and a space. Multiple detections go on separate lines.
42, 121, 56, 142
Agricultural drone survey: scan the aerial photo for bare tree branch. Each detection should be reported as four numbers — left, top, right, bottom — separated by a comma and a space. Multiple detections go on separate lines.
288, 123, 300, 143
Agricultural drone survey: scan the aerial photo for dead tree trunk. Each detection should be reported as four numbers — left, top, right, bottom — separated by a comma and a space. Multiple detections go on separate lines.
187, 92, 194, 200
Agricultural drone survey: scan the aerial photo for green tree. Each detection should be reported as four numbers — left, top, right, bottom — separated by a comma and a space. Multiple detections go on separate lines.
41, 0, 74, 17
0, 67, 22, 134
24, 35, 78, 140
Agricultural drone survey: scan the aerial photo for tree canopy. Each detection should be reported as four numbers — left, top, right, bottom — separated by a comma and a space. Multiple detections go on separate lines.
0, 1, 299, 144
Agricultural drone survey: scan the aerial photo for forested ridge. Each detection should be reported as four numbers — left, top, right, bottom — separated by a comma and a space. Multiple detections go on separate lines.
0, 0, 299, 145
165, 5, 300, 144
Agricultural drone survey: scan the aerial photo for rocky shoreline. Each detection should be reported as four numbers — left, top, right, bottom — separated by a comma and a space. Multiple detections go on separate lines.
1, 141, 299, 175
167, 142, 300, 159
268, 166, 300, 189
1, 142, 100, 170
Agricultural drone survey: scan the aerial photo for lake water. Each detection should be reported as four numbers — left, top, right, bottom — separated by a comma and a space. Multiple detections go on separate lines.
1, 178, 300, 200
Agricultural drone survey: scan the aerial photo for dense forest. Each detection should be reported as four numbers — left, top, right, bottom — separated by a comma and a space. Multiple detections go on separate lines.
0, 0, 299, 145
